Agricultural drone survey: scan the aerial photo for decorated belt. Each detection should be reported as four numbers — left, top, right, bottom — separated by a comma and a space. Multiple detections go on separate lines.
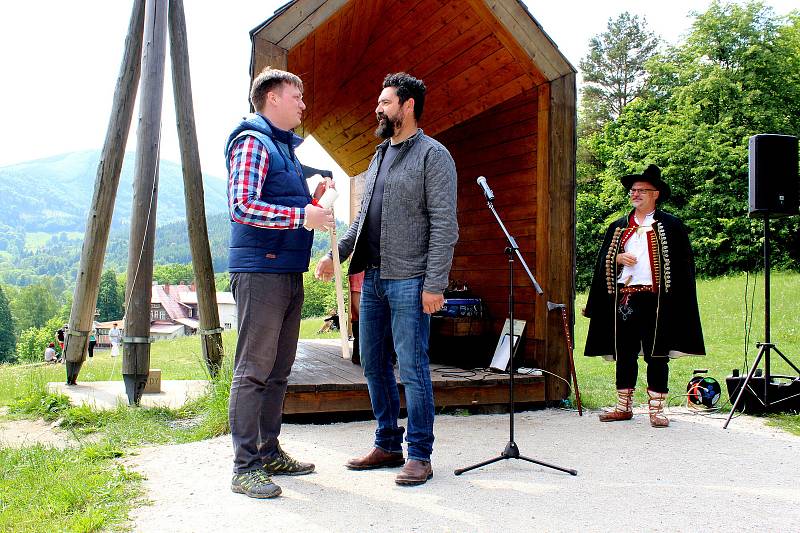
618, 285, 653, 294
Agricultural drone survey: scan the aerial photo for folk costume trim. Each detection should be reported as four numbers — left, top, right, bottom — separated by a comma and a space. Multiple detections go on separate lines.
606, 212, 675, 359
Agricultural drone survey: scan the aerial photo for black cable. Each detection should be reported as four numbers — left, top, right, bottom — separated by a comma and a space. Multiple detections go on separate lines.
432, 366, 488, 381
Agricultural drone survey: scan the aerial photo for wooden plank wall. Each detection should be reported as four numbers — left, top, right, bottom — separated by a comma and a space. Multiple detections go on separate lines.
283, 0, 542, 175
436, 87, 545, 367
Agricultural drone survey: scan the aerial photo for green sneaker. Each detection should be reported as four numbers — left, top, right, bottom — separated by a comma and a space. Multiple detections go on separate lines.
231, 469, 282, 499
264, 446, 315, 476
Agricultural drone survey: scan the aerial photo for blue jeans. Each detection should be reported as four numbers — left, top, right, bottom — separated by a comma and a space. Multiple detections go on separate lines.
359, 269, 434, 462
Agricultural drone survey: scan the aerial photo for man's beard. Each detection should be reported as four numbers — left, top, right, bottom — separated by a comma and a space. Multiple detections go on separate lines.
375, 112, 401, 139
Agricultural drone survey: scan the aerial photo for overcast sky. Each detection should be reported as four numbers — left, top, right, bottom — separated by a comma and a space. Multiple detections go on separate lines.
0, 1, 796, 216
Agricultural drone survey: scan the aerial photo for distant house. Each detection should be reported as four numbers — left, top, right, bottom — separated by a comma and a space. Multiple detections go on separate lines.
173, 288, 237, 331
95, 283, 236, 345
150, 284, 198, 340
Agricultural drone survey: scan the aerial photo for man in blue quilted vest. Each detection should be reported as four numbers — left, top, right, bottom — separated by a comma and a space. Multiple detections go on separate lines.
225, 67, 333, 499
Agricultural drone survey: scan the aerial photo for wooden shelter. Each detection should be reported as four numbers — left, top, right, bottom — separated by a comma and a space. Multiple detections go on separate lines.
250, 0, 576, 401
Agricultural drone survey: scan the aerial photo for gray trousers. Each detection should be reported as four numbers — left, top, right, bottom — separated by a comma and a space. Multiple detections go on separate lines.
229, 272, 303, 473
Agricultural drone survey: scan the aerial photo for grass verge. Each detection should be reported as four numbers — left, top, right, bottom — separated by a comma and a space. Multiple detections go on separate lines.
0, 444, 142, 532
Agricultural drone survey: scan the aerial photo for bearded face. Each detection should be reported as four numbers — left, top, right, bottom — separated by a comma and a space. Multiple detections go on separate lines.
375, 108, 403, 139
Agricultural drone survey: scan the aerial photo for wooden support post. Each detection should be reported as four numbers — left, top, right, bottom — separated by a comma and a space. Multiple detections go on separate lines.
64, 0, 146, 385
123, 0, 169, 405
329, 220, 350, 359
168, 0, 225, 376
543, 73, 577, 401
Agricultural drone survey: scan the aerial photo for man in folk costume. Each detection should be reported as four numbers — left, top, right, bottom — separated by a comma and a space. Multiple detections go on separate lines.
583, 164, 705, 427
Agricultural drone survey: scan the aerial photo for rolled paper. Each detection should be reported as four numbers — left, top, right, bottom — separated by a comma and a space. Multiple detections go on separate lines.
318, 187, 339, 209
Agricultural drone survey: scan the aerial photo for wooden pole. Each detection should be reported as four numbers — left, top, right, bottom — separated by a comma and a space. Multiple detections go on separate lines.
123, 0, 169, 405
168, 0, 225, 376
64, 0, 146, 385
329, 220, 350, 359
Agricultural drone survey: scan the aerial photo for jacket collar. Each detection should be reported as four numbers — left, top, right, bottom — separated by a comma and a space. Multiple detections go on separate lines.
374, 128, 424, 154
254, 113, 304, 149
624, 208, 666, 225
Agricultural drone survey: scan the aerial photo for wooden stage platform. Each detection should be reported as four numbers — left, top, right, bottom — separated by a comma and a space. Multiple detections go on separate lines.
285, 339, 545, 414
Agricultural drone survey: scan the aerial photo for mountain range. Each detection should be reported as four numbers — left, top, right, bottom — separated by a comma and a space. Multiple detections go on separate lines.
0, 150, 228, 236
0, 151, 345, 287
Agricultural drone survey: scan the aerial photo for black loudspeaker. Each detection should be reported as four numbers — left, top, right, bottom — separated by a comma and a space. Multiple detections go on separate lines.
748, 134, 799, 217
725, 373, 800, 413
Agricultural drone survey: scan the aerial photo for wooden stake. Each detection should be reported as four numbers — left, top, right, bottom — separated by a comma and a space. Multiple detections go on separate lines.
329, 219, 350, 359
168, 0, 224, 376
64, 0, 145, 384
123, 0, 169, 405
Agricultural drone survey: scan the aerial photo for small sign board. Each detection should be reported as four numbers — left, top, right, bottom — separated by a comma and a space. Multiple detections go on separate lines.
144, 369, 162, 394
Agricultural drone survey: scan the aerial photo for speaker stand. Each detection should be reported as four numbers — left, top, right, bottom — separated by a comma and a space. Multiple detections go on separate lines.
724, 213, 800, 427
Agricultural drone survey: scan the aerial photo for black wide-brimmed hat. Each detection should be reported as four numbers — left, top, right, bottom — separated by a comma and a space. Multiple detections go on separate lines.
620, 164, 670, 203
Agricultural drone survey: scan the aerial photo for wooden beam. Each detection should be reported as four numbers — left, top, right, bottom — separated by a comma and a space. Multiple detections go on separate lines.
123, 0, 169, 405
254, 0, 350, 50
253, 36, 289, 73
543, 73, 576, 401
534, 82, 550, 362
168, 0, 225, 376
255, 0, 328, 45
475, 0, 574, 80
64, 0, 145, 384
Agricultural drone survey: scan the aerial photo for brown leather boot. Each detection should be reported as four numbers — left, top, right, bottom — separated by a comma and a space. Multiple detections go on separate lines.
598, 388, 635, 422
647, 388, 669, 427
345, 448, 405, 470
395, 459, 433, 486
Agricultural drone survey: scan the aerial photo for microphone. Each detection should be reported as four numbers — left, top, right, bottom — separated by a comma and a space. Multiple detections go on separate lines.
476, 176, 495, 201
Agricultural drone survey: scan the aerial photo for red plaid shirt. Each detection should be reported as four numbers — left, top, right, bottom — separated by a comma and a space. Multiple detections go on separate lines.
227, 136, 305, 229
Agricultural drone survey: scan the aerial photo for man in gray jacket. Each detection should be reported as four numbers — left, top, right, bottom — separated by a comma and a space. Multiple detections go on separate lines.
316, 72, 458, 486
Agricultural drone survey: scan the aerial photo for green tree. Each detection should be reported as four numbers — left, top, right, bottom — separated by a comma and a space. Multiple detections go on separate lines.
97, 269, 124, 322
15, 327, 48, 363
10, 282, 59, 332
152, 263, 195, 285
579, 12, 659, 129
214, 272, 231, 292
581, 1, 800, 282
301, 259, 342, 319
0, 285, 15, 362
576, 12, 660, 288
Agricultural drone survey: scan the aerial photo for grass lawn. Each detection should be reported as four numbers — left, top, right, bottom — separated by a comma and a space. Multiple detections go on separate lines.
0, 444, 142, 532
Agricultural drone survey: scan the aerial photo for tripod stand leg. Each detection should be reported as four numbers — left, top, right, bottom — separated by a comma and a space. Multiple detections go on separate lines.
454, 455, 505, 476
723, 345, 766, 429
773, 346, 800, 375
517, 455, 578, 476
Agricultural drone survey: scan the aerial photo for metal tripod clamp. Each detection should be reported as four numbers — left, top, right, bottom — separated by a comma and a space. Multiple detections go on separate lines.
122, 336, 153, 344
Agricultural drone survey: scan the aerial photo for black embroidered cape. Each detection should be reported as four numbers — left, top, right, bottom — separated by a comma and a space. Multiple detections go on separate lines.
583, 209, 705, 360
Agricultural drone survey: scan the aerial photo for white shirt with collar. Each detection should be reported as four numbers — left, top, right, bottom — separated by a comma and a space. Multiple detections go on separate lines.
618, 210, 655, 286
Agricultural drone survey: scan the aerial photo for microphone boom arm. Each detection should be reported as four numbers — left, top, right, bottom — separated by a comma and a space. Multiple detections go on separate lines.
487, 199, 543, 295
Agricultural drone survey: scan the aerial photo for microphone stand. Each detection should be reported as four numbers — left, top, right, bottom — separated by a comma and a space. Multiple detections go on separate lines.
455, 192, 577, 477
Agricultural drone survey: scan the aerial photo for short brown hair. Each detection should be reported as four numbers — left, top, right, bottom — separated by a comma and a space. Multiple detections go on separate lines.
250, 67, 303, 111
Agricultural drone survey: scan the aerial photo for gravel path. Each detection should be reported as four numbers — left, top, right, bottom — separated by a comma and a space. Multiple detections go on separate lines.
125, 408, 799, 532
0, 409, 77, 448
